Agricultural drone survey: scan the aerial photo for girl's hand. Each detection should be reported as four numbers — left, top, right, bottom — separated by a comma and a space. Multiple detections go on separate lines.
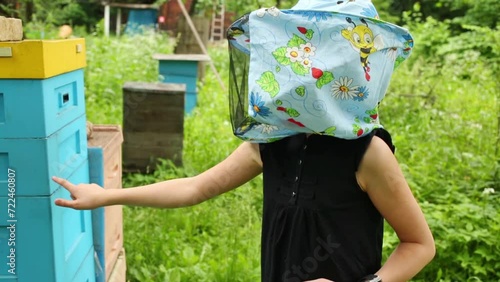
52, 176, 107, 210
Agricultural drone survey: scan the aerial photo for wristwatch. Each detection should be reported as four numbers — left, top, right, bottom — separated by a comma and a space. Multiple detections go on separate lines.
358, 274, 382, 282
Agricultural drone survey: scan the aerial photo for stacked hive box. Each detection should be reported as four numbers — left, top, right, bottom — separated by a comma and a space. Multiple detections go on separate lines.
0, 39, 95, 281
87, 125, 125, 282
153, 54, 210, 114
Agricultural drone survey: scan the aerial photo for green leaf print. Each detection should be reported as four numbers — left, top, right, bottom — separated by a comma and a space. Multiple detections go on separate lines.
316, 71, 334, 89
394, 56, 405, 69
295, 86, 306, 97
291, 62, 309, 76
257, 71, 280, 98
324, 126, 336, 136
286, 108, 300, 118
273, 47, 291, 66
276, 66, 281, 72
305, 30, 314, 40
288, 34, 307, 48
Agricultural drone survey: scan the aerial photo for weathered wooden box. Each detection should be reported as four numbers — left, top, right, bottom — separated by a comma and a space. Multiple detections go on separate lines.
87, 125, 124, 282
122, 82, 185, 172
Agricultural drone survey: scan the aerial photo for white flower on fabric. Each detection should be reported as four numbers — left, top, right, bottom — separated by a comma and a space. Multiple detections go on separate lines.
267, 7, 280, 17
256, 7, 280, 17
331, 77, 360, 100
256, 8, 266, 17
386, 47, 398, 61
300, 42, 317, 58
301, 57, 313, 69
256, 124, 279, 134
286, 47, 304, 62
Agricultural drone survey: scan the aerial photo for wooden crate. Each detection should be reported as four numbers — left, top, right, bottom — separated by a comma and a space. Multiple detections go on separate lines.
108, 248, 127, 282
87, 125, 124, 282
122, 82, 185, 172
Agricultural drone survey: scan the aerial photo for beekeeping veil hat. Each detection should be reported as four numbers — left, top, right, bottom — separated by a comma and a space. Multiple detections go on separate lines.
227, 0, 414, 142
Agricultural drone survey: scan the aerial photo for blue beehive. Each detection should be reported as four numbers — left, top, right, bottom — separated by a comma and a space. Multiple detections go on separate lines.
0, 161, 95, 282
125, 8, 158, 35
0, 39, 95, 282
0, 69, 86, 139
0, 115, 88, 197
154, 54, 210, 114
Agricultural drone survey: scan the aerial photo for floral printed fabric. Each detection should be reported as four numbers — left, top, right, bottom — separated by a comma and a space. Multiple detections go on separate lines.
227, 0, 414, 143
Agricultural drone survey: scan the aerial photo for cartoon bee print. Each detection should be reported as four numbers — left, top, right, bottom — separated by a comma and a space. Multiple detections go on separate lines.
341, 17, 383, 81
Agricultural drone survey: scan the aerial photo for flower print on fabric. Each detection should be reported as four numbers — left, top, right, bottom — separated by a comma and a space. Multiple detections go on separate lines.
255, 124, 279, 134
256, 71, 280, 98
384, 47, 399, 62
256, 6, 280, 17
341, 17, 384, 81
332, 77, 360, 100
363, 107, 380, 124
361, 4, 379, 19
286, 46, 305, 63
353, 85, 370, 101
250, 92, 271, 118
287, 10, 333, 22
272, 27, 334, 89
352, 117, 370, 137
228, 0, 415, 142
300, 42, 316, 58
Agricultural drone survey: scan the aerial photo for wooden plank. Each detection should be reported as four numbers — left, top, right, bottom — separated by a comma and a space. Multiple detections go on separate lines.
123, 82, 185, 93
107, 248, 126, 282
107, 3, 157, 9
123, 132, 183, 147
153, 53, 211, 62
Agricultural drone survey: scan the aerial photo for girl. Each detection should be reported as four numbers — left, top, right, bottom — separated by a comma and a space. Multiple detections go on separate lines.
54, 1, 435, 281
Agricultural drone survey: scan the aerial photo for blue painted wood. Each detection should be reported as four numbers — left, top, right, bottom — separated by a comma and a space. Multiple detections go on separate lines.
72, 247, 98, 282
158, 60, 199, 78
88, 147, 106, 282
125, 9, 157, 35
0, 114, 88, 196
158, 61, 199, 114
0, 69, 86, 138
0, 160, 95, 281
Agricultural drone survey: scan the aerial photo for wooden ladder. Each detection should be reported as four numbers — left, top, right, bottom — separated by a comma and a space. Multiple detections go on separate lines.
210, 1, 225, 42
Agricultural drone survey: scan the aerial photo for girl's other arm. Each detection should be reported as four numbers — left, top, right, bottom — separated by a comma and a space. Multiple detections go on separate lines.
356, 136, 435, 282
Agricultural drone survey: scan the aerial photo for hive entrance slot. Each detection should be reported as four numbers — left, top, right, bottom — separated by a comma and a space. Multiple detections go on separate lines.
62, 93, 70, 104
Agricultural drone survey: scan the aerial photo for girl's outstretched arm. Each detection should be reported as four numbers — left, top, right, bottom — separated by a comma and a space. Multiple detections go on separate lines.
356, 136, 435, 282
53, 142, 263, 210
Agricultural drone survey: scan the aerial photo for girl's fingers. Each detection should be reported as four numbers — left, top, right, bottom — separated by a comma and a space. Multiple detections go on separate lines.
54, 198, 76, 208
52, 176, 77, 193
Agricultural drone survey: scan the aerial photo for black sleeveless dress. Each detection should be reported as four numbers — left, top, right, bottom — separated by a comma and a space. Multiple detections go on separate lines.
259, 129, 395, 282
